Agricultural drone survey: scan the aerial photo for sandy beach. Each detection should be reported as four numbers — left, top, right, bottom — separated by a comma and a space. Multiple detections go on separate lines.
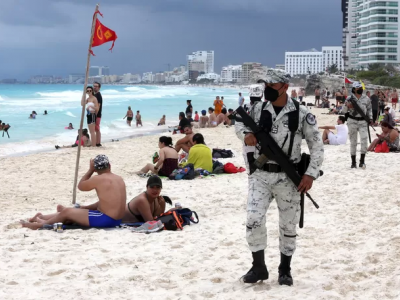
1, 96, 400, 300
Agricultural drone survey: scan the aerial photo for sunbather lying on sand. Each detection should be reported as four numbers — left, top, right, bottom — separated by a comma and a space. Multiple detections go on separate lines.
21, 155, 127, 230
27, 175, 173, 226
123, 175, 172, 223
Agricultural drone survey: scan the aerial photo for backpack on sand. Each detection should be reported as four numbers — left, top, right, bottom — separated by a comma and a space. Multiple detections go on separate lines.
155, 208, 199, 231
212, 149, 234, 159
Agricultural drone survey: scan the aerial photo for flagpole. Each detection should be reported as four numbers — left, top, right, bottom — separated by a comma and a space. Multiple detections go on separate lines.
72, 4, 100, 204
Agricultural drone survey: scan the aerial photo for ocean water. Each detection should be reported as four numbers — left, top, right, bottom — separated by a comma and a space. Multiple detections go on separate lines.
0, 84, 241, 157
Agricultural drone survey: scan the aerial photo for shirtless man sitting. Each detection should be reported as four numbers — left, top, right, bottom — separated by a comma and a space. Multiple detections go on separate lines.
216, 108, 231, 126
199, 110, 209, 128
21, 155, 127, 230
175, 126, 194, 153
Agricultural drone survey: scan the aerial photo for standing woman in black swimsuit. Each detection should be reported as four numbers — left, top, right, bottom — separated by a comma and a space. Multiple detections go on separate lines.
122, 175, 172, 223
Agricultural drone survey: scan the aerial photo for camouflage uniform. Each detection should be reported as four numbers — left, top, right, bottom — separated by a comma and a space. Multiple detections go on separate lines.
341, 94, 372, 156
235, 96, 324, 256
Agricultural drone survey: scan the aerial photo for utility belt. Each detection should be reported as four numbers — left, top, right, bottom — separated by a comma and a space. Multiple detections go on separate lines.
262, 163, 297, 173
347, 115, 364, 121
259, 153, 310, 176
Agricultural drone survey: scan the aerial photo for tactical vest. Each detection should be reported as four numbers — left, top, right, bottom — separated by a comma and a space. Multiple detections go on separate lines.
259, 99, 300, 158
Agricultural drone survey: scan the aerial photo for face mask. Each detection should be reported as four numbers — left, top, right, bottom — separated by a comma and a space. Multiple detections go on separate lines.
356, 89, 363, 95
264, 85, 284, 102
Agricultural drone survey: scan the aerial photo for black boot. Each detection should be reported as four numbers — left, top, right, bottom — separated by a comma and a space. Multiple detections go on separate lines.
351, 155, 357, 168
278, 253, 293, 286
359, 154, 366, 169
242, 250, 269, 283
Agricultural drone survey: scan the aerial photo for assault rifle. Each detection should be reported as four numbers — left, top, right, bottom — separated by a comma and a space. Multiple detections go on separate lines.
347, 94, 376, 142
229, 106, 320, 228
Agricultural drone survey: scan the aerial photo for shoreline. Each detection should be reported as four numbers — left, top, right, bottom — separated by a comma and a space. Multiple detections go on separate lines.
2, 123, 177, 158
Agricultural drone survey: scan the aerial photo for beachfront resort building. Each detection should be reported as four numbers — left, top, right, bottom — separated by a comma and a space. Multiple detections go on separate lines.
342, 0, 400, 69
68, 74, 85, 84
285, 47, 343, 76
275, 64, 285, 70
89, 66, 110, 76
187, 51, 214, 80
220, 63, 264, 83
242, 62, 263, 83
220, 65, 243, 83
196, 73, 220, 82
121, 73, 141, 84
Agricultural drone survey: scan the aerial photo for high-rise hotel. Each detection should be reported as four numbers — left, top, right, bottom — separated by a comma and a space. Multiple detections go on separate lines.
342, 0, 400, 70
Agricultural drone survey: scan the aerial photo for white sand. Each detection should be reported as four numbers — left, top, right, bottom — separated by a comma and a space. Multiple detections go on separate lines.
1, 97, 399, 300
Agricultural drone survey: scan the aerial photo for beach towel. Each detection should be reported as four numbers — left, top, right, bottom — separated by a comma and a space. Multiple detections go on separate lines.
223, 163, 246, 174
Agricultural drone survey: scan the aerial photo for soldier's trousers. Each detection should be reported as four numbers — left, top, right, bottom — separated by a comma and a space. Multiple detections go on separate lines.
348, 120, 369, 155
246, 169, 301, 256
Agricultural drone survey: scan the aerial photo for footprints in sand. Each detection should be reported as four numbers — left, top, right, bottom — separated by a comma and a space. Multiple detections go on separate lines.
182, 270, 198, 279
47, 269, 66, 276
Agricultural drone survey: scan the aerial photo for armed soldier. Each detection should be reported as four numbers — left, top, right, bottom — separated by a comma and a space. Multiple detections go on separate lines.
341, 82, 372, 169
235, 69, 324, 286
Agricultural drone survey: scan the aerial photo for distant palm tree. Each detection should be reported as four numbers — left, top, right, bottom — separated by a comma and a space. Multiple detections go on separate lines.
327, 64, 338, 74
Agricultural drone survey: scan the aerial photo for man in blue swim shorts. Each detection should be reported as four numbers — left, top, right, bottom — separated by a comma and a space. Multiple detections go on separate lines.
21, 155, 127, 230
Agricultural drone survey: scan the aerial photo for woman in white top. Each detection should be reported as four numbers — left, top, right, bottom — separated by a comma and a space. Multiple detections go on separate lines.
319, 116, 348, 145
85, 86, 99, 144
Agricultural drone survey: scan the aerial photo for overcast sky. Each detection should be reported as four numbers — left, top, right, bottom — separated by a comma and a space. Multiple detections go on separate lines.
0, 0, 341, 80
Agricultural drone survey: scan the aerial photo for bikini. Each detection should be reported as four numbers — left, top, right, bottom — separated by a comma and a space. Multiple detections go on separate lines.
86, 102, 96, 125
127, 192, 157, 222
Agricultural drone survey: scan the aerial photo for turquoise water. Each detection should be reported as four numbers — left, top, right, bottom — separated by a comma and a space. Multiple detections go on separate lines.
0, 84, 241, 156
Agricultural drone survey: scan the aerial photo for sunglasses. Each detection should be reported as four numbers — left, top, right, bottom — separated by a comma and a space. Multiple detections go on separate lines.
86, 90, 93, 92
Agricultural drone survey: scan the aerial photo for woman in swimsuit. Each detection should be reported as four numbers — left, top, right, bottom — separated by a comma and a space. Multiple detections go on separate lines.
55, 129, 91, 149
85, 86, 99, 144
136, 136, 178, 177
368, 121, 399, 152
123, 175, 173, 223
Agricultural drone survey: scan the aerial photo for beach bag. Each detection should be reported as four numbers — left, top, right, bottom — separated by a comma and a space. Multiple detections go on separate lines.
172, 164, 195, 180
155, 211, 184, 230
155, 208, 199, 231
223, 163, 238, 174
212, 148, 234, 159
223, 163, 246, 174
176, 208, 199, 226
212, 160, 224, 174
375, 141, 390, 153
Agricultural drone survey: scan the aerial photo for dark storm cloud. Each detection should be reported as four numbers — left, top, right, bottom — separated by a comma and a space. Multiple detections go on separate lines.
0, 0, 72, 27
0, 0, 341, 80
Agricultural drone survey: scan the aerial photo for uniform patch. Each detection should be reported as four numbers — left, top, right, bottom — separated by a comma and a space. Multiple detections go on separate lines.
271, 125, 278, 134
306, 113, 316, 125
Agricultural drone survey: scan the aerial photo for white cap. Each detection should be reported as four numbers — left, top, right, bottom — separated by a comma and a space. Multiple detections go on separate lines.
249, 84, 264, 98
352, 81, 362, 89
